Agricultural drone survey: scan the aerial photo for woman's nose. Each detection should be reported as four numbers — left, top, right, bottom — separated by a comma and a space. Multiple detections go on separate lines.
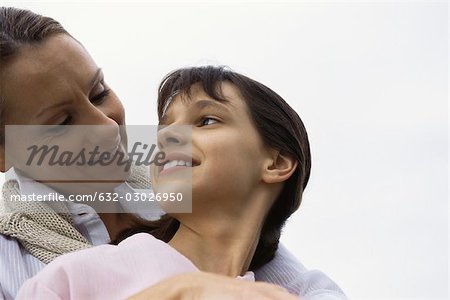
79, 104, 122, 148
80, 103, 119, 126
95, 98, 126, 127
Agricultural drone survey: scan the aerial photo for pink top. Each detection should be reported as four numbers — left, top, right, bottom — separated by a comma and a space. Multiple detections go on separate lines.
16, 233, 254, 300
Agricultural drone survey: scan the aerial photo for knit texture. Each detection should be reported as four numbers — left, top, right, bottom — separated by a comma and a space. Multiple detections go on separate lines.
0, 164, 151, 264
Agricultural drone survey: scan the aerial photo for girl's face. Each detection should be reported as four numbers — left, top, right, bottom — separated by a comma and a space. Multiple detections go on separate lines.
0, 34, 127, 194
154, 82, 273, 215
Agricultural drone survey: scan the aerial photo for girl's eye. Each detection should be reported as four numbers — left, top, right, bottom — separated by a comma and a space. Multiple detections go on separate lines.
199, 117, 219, 127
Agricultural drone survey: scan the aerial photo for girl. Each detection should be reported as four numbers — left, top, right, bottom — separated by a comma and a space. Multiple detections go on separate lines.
17, 66, 343, 299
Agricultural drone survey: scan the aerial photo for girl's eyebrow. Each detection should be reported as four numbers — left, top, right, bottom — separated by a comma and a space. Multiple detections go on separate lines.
159, 99, 231, 125
192, 99, 231, 113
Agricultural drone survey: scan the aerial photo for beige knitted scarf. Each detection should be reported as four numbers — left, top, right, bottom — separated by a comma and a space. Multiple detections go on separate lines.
0, 164, 151, 264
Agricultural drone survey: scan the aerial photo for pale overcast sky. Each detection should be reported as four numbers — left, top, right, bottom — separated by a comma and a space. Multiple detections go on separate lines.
2, 1, 448, 299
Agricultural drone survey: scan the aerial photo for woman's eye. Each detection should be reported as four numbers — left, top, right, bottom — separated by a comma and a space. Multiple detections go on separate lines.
90, 82, 111, 105
199, 117, 219, 127
59, 116, 72, 126
47, 116, 72, 134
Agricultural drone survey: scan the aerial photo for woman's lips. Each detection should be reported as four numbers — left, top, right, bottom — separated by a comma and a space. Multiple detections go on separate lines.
97, 134, 121, 154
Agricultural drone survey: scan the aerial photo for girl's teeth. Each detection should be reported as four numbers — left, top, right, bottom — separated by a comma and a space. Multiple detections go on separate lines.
162, 160, 193, 171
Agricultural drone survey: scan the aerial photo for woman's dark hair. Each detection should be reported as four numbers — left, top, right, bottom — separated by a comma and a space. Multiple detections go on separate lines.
0, 8, 150, 238
116, 66, 311, 271
0, 7, 68, 62
0, 7, 69, 142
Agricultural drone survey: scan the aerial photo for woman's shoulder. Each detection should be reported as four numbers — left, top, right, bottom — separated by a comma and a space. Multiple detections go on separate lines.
0, 233, 44, 268
0, 234, 45, 300
0, 232, 20, 250
255, 243, 348, 298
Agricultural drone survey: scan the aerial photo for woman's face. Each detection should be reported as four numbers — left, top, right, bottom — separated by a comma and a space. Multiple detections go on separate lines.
1, 34, 125, 127
0, 34, 128, 194
153, 82, 273, 216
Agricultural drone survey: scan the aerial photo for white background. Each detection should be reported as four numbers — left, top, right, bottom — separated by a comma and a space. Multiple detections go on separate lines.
2, 1, 448, 299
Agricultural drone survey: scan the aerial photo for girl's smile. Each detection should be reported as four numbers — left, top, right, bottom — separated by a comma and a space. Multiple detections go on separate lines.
158, 152, 198, 176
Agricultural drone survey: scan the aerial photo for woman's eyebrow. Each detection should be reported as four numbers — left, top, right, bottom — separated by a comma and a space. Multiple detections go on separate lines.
89, 68, 103, 89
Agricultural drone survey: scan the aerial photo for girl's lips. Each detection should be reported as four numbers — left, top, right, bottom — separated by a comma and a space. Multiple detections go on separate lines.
158, 165, 194, 176
157, 152, 199, 176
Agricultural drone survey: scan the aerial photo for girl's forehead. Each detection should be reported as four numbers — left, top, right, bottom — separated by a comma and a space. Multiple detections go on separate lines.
163, 81, 244, 108
160, 82, 245, 119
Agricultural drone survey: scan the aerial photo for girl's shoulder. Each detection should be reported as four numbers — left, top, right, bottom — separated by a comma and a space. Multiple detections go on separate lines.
17, 233, 199, 299
49, 232, 194, 273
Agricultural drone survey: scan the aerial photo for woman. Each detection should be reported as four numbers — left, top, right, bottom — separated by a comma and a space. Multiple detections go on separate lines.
0, 7, 347, 300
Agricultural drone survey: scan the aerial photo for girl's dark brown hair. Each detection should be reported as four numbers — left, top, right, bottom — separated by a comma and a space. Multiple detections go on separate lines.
116, 66, 311, 271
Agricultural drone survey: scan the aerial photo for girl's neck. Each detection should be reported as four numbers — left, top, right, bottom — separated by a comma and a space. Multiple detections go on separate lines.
167, 207, 267, 277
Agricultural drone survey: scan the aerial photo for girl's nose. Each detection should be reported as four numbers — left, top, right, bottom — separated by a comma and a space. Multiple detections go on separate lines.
157, 125, 191, 150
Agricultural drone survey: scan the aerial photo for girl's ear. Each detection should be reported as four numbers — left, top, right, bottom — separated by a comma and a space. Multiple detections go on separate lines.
262, 150, 298, 184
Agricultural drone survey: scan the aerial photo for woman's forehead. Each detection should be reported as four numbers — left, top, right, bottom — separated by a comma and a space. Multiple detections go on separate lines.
3, 35, 96, 84
1, 35, 99, 122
